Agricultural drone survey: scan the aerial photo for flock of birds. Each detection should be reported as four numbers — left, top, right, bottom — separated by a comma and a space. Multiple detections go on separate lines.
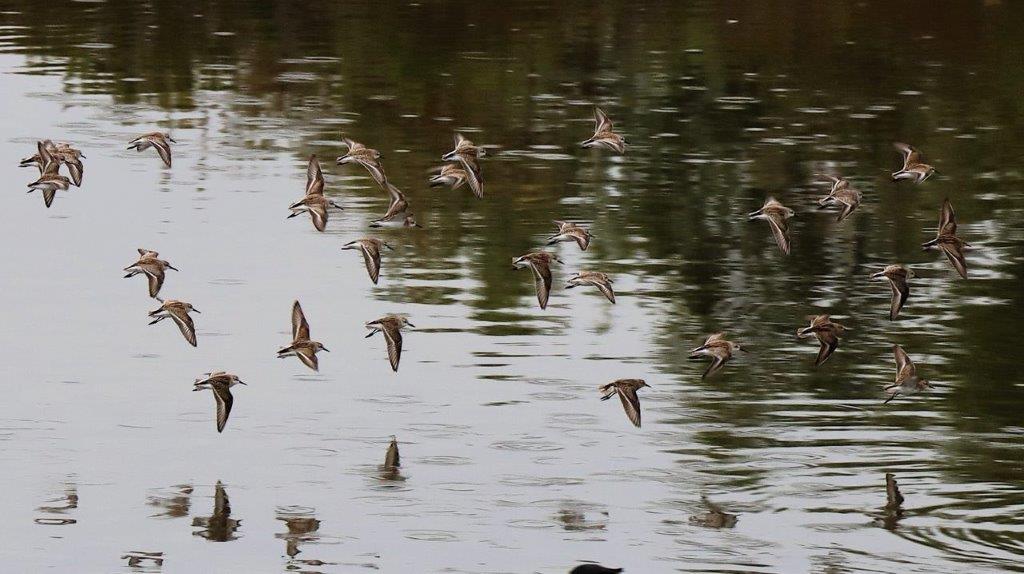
22, 107, 967, 572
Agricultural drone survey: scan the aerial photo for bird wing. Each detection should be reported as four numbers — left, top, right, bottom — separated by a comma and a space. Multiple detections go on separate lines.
938, 198, 957, 236
456, 154, 483, 199
65, 159, 84, 187
212, 384, 233, 433
703, 352, 727, 378
292, 301, 310, 341
894, 142, 919, 169
356, 157, 388, 188
893, 345, 915, 378
361, 242, 382, 284
382, 324, 403, 372
144, 266, 166, 298
530, 261, 553, 310
169, 306, 197, 347
940, 242, 968, 279
594, 106, 613, 134
814, 330, 839, 366
766, 212, 791, 255
617, 387, 642, 428
150, 137, 172, 168
308, 201, 327, 232
295, 346, 319, 372
570, 229, 591, 251
42, 187, 56, 208
592, 277, 616, 304
888, 277, 910, 320
306, 155, 324, 196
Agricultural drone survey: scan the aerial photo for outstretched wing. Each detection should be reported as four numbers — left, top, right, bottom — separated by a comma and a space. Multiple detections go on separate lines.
938, 198, 957, 236
893, 345, 915, 378
888, 277, 910, 320
940, 242, 968, 279
814, 331, 839, 366
382, 325, 403, 372
766, 213, 791, 255
151, 137, 172, 168
361, 242, 382, 284
169, 306, 197, 347
212, 385, 233, 433
530, 261, 552, 310
617, 387, 642, 428
295, 347, 319, 372
306, 155, 324, 196
456, 154, 483, 199
594, 106, 613, 134
292, 301, 310, 341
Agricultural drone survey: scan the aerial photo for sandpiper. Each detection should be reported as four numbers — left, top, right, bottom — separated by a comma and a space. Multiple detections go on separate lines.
148, 299, 200, 347
547, 220, 593, 251
922, 198, 969, 279
342, 238, 393, 284
124, 248, 178, 299
277, 301, 328, 372
580, 106, 626, 154
192, 371, 246, 433
566, 271, 615, 304
336, 138, 388, 189
884, 345, 933, 404
599, 378, 649, 428
441, 133, 484, 199
429, 164, 478, 198
815, 174, 861, 222
870, 265, 913, 320
287, 155, 342, 232
365, 315, 414, 372
128, 132, 175, 168
512, 251, 562, 310
370, 183, 421, 228
892, 142, 935, 183
748, 197, 794, 255
21, 140, 85, 186
689, 333, 745, 378
796, 314, 847, 366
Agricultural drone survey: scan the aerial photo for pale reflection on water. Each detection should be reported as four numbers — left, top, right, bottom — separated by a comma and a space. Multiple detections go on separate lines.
1, 1, 1023, 573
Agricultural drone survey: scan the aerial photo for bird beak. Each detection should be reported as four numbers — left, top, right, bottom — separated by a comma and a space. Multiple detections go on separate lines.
168, 137, 177, 144
192, 308, 201, 314
322, 347, 330, 353
238, 381, 247, 385
406, 322, 416, 328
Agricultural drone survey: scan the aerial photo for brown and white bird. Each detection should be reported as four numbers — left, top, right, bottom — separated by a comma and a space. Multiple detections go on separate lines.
815, 174, 861, 222
566, 271, 615, 304
148, 299, 200, 347
21, 140, 85, 186
370, 183, 421, 228
512, 251, 562, 310
124, 248, 179, 300
193, 371, 246, 433
870, 265, 913, 320
547, 220, 593, 251
429, 164, 475, 197
128, 132, 175, 168
748, 197, 794, 255
365, 315, 414, 372
277, 301, 328, 372
336, 138, 388, 189
891, 142, 935, 183
441, 133, 484, 199
689, 333, 745, 378
288, 155, 342, 232
796, 315, 847, 366
580, 107, 626, 154
599, 379, 649, 428
884, 345, 933, 404
342, 238, 393, 284
25, 141, 72, 208
922, 198, 969, 279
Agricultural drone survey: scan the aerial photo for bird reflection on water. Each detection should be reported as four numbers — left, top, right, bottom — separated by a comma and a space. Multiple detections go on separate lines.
192, 481, 241, 542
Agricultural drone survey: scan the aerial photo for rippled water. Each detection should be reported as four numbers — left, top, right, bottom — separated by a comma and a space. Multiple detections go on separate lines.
2, 2, 1023, 572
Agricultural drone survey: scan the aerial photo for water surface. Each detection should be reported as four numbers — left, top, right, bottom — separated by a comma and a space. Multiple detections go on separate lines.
1, 1, 1023, 572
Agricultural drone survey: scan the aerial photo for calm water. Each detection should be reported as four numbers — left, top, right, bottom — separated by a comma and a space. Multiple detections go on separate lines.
2, 1, 1023, 572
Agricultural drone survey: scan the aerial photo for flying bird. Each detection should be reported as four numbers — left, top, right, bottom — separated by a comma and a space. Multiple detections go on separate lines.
277, 301, 328, 372
128, 132, 175, 168
796, 314, 847, 366
870, 265, 912, 320
580, 107, 626, 154
547, 220, 593, 251
815, 174, 861, 222
124, 248, 178, 299
342, 238, 393, 284
922, 198, 969, 279
441, 133, 484, 199
748, 197, 794, 255
884, 345, 933, 404
891, 142, 935, 183
192, 371, 246, 433
512, 251, 562, 310
365, 315, 414, 372
566, 271, 615, 304
689, 333, 745, 378
599, 378, 649, 428
148, 299, 200, 347
336, 138, 388, 189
